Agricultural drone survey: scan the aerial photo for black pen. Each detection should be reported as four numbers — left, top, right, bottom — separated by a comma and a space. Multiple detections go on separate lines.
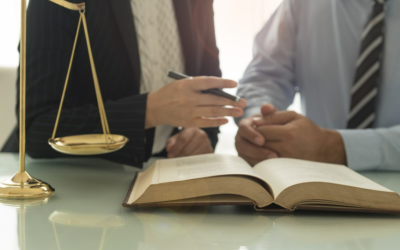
168, 71, 242, 102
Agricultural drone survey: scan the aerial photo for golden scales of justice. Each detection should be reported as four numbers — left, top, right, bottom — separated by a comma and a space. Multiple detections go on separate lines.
0, 0, 128, 198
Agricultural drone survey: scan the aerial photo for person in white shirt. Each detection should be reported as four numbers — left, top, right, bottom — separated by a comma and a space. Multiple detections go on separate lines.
235, 0, 400, 171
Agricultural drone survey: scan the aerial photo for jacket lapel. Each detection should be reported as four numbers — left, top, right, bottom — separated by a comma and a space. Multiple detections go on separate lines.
108, 0, 141, 90
173, 0, 201, 76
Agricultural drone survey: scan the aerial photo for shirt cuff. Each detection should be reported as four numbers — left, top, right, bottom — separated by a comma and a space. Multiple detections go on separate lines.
337, 129, 382, 171
234, 106, 261, 125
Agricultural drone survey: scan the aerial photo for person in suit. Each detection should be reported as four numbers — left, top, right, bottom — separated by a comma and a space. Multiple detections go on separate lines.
1, 0, 246, 167
235, 0, 400, 171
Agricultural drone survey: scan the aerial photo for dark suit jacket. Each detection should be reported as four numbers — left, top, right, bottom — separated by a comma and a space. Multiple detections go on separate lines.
2, 0, 221, 168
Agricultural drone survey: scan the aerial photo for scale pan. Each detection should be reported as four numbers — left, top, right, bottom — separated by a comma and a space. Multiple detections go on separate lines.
48, 134, 129, 155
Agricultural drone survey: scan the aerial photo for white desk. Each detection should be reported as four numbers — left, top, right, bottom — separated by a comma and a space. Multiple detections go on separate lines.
1, 153, 400, 250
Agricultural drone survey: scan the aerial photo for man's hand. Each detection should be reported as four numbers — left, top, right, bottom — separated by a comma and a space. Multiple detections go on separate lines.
166, 127, 213, 158
235, 104, 279, 166
254, 111, 347, 165
146, 77, 247, 129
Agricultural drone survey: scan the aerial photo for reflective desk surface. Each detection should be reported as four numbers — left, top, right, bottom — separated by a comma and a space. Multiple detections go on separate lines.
1, 153, 400, 250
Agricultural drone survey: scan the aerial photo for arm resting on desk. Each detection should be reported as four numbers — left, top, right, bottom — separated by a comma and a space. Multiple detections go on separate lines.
338, 126, 400, 171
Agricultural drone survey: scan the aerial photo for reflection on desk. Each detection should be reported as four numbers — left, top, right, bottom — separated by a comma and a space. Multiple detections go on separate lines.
0, 153, 400, 250
0, 197, 49, 250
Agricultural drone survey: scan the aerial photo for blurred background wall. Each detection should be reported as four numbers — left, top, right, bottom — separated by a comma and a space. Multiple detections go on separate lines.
0, 0, 22, 149
0, 68, 17, 148
0, 0, 299, 154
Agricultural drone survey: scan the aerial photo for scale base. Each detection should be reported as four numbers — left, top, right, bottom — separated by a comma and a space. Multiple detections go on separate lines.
0, 171, 55, 199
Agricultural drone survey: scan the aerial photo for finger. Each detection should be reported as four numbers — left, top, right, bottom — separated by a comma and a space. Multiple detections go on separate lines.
190, 77, 237, 91
263, 141, 285, 156
193, 117, 229, 128
177, 142, 199, 157
255, 125, 290, 141
193, 106, 243, 118
235, 135, 278, 161
197, 93, 247, 108
166, 135, 178, 152
189, 143, 214, 156
261, 104, 278, 116
254, 111, 299, 126
168, 129, 196, 158
177, 130, 207, 157
238, 118, 265, 146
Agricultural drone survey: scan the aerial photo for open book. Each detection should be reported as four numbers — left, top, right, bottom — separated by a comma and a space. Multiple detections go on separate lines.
123, 154, 400, 213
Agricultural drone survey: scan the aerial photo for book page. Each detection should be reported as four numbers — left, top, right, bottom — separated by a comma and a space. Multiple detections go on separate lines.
254, 158, 393, 198
127, 154, 263, 205
157, 154, 260, 184
162, 194, 253, 205
128, 163, 158, 204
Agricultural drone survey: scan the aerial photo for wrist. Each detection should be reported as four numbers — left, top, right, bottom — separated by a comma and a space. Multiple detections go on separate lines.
145, 92, 158, 129
320, 129, 347, 165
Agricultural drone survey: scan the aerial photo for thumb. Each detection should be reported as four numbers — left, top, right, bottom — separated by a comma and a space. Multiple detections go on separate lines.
261, 104, 278, 116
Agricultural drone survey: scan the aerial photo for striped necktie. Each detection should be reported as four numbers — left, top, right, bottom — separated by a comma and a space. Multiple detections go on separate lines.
348, 0, 386, 129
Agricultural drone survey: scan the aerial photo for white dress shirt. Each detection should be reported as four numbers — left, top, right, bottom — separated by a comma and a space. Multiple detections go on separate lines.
130, 0, 185, 154
237, 0, 400, 171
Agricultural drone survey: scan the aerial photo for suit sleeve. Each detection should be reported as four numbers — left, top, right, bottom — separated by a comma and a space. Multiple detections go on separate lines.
20, 0, 151, 168
236, 0, 298, 123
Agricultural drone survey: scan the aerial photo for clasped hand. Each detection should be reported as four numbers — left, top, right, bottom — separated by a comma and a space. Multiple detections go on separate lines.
236, 104, 347, 166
